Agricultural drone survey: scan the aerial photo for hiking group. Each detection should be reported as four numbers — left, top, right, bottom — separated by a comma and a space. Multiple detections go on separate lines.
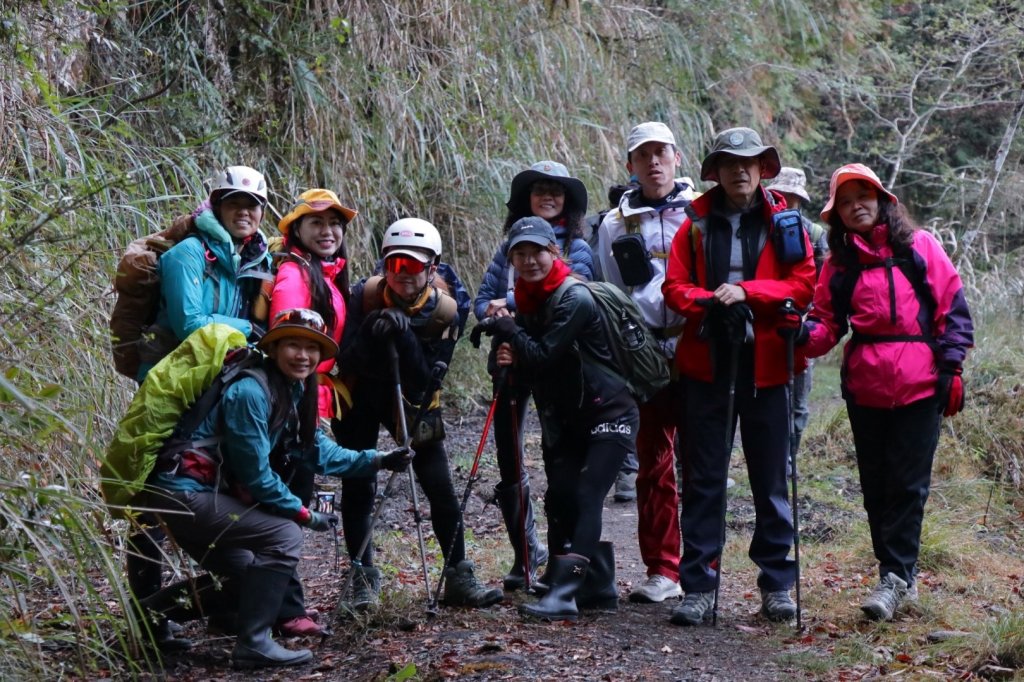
103, 121, 974, 670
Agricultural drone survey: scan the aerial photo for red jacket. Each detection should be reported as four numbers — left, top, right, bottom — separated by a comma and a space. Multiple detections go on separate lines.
662, 186, 815, 387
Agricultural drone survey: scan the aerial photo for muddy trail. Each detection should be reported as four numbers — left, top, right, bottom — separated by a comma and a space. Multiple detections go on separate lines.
149, 402, 834, 681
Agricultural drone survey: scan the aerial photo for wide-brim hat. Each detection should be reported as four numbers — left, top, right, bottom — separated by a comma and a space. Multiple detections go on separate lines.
258, 308, 338, 358
700, 127, 782, 182
764, 167, 811, 203
278, 188, 357, 234
505, 216, 557, 255
506, 160, 588, 216
820, 163, 899, 223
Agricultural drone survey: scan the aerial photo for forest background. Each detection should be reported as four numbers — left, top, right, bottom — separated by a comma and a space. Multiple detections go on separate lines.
1, 0, 1023, 679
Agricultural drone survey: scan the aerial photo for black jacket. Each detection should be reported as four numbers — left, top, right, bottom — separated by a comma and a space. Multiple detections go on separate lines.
506, 282, 631, 427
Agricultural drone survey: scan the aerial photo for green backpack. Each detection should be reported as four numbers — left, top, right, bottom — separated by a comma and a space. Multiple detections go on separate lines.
101, 323, 248, 517
549, 279, 671, 404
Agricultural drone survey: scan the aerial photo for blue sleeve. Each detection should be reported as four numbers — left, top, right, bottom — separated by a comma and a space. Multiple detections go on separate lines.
437, 262, 471, 333
218, 378, 301, 516
473, 247, 508, 321
313, 430, 379, 477
160, 239, 252, 340
567, 238, 595, 281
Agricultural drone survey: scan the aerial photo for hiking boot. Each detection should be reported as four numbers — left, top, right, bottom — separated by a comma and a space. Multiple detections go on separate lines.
152, 618, 193, 651
669, 591, 714, 626
628, 575, 682, 604
861, 572, 908, 621
760, 589, 797, 622
442, 560, 503, 608
613, 471, 637, 502
339, 566, 380, 616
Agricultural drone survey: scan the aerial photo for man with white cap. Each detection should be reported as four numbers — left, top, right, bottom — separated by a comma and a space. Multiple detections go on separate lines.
663, 127, 815, 625
596, 121, 694, 605
764, 166, 829, 457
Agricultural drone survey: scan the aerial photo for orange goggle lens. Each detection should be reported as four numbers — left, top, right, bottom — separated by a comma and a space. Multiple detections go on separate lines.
384, 255, 427, 275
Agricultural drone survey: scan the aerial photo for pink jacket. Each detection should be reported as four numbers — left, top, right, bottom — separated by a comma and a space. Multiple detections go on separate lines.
270, 254, 347, 418
804, 226, 973, 408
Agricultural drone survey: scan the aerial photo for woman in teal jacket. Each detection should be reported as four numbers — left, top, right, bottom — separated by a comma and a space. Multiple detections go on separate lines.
138, 166, 274, 381
142, 309, 410, 669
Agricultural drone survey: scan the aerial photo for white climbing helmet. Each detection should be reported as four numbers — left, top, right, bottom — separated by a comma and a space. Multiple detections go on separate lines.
209, 165, 268, 206
382, 218, 443, 263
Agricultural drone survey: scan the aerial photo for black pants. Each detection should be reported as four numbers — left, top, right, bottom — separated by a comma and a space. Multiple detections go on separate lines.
492, 379, 532, 485
680, 347, 795, 593
333, 383, 464, 567
541, 404, 638, 560
847, 396, 941, 585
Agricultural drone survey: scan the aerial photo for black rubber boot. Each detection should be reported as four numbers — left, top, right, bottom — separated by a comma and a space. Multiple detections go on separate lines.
519, 554, 589, 622
231, 567, 313, 670
137, 573, 233, 652
576, 541, 618, 611
128, 526, 193, 651
530, 514, 569, 597
495, 480, 548, 592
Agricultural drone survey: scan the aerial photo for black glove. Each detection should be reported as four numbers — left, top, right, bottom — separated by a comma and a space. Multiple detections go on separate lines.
719, 302, 753, 344
371, 308, 409, 339
470, 323, 486, 349
474, 315, 519, 343
306, 511, 338, 532
377, 446, 412, 472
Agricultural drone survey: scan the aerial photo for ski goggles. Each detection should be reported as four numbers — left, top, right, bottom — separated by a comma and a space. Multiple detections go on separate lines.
384, 254, 428, 275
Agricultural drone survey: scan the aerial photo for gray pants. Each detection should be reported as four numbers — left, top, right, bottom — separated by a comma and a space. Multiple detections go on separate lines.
147, 489, 303, 578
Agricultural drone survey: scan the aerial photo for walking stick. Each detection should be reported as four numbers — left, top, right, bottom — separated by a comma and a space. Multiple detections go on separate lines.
389, 341, 433, 607
332, 356, 448, 619
506, 372, 534, 592
781, 298, 803, 630
712, 334, 741, 627
428, 368, 508, 614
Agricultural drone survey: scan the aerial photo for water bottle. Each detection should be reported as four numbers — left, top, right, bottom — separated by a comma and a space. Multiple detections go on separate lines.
620, 310, 646, 351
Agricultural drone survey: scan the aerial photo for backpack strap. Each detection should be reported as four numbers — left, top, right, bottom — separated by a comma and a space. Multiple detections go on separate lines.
837, 251, 938, 353
155, 348, 272, 472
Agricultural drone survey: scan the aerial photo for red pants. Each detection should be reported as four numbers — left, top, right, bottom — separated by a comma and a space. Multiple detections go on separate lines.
635, 381, 684, 580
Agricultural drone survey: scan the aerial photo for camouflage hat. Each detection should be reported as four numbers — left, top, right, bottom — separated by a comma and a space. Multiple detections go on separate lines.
699, 127, 781, 182
765, 167, 811, 203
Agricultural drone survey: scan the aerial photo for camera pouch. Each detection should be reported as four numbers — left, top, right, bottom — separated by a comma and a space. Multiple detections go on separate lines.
771, 209, 807, 264
611, 233, 655, 286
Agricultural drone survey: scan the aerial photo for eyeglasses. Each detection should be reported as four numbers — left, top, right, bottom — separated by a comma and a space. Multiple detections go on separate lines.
384, 255, 427, 275
530, 183, 565, 198
270, 308, 328, 333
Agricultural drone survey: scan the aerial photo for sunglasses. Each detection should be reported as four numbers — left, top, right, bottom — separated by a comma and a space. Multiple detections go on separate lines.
384, 255, 428, 275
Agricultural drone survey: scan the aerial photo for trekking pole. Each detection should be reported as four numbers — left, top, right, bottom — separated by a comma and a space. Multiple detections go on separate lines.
332, 358, 448, 619
781, 298, 803, 630
712, 335, 741, 627
428, 368, 508, 615
389, 341, 434, 607
506, 372, 534, 592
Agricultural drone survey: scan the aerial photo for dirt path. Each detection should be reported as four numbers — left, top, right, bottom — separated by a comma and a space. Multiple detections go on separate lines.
154, 404, 806, 681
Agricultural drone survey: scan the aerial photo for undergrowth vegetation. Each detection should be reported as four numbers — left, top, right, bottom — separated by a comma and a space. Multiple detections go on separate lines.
1, 0, 1022, 678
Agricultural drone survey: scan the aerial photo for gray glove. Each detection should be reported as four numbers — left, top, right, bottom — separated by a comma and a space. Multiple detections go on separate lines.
306, 511, 338, 532
377, 446, 412, 472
